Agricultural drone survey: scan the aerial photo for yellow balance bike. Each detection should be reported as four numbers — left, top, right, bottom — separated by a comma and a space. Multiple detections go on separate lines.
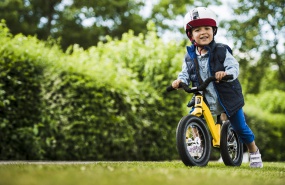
167, 75, 243, 166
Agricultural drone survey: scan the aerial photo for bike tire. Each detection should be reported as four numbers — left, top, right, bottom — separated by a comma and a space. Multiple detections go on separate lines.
220, 120, 243, 166
176, 115, 211, 166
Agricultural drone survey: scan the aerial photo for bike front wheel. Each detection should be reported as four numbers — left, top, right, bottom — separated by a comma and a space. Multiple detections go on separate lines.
176, 115, 211, 166
220, 120, 243, 166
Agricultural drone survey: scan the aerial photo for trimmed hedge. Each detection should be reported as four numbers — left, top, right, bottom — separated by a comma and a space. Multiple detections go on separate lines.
40, 71, 138, 160
0, 29, 46, 159
0, 21, 186, 160
244, 93, 285, 161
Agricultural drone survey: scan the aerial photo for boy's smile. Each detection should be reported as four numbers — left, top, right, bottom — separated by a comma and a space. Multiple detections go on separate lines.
199, 35, 210, 42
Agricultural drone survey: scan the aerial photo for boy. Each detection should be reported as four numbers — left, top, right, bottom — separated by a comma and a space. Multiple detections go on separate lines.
171, 7, 263, 168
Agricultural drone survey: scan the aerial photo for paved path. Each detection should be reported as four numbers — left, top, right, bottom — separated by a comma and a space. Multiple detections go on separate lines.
0, 161, 99, 165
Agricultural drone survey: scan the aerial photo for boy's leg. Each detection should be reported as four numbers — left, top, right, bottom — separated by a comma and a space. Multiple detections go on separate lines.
228, 109, 254, 144
228, 109, 263, 168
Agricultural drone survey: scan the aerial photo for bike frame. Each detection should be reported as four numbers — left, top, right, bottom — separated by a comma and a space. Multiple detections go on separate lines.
190, 94, 221, 147
167, 75, 243, 166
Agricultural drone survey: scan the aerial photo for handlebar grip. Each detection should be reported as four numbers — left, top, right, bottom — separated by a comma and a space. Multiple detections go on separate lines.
166, 85, 176, 92
221, 74, 234, 81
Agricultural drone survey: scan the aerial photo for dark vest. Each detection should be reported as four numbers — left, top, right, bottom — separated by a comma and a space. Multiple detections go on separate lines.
184, 40, 244, 117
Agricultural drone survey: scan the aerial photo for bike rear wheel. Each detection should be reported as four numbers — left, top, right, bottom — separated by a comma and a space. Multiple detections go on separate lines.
176, 115, 211, 166
220, 120, 243, 166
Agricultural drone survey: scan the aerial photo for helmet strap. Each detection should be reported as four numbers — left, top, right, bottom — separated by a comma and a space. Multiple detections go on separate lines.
213, 27, 218, 35
197, 46, 205, 55
190, 38, 204, 55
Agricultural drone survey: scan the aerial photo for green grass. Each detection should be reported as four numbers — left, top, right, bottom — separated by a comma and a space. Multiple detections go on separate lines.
0, 161, 284, 185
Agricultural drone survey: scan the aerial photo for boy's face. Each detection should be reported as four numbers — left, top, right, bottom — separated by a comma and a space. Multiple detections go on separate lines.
191, 26, 214, 46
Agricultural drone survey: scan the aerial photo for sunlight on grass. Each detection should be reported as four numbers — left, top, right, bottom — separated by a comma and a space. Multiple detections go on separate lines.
0, 161, 284, 185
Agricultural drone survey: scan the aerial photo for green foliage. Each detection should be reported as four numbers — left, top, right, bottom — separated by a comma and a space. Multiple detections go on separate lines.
244, 95, 285, 161
0, 0, 149, 50
0, 22, 50, 159
244, 91, 285, 161
258, 69, 285, 92
246, 90, 285, 114
221, 0, 285, 93
0, 21, 186, 160
76, 21, 187, 160
0, 0, 226, 50
41, 71, 138, 160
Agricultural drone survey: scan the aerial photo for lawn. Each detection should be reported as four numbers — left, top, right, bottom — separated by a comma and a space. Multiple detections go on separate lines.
0, 161, 284, 185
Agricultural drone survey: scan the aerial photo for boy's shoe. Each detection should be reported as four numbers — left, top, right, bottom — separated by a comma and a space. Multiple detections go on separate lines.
249, 149, 263, 168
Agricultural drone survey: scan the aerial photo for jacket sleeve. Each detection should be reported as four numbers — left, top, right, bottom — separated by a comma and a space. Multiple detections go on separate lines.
224, 50, 239, 80
177, 60, 190, 85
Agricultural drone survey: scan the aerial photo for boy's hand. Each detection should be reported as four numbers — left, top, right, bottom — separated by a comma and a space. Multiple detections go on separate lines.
172, 79, 182, 89
215, 71, 227, 82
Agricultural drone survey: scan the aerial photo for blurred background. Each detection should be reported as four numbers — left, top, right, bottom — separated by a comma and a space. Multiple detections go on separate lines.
0, 0, 284, 162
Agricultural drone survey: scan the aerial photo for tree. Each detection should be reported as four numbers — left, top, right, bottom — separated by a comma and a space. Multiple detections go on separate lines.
0, 0, 63, 44
220, 0, 285, 93
0, 0, 225, 50
55, 0, 149, 49
0, 0, 148, 50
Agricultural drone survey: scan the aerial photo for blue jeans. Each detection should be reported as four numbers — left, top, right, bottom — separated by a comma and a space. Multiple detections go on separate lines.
228, 108, 255, 144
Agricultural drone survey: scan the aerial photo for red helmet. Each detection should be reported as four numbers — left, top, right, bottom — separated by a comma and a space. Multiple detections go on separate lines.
184, 7, 218, 38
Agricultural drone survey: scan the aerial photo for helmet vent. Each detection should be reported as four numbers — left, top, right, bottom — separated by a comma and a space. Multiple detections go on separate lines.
192, 10, 199, 20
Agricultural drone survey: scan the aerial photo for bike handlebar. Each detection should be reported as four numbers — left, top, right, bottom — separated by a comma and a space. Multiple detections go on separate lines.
166, 75, 233, 93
